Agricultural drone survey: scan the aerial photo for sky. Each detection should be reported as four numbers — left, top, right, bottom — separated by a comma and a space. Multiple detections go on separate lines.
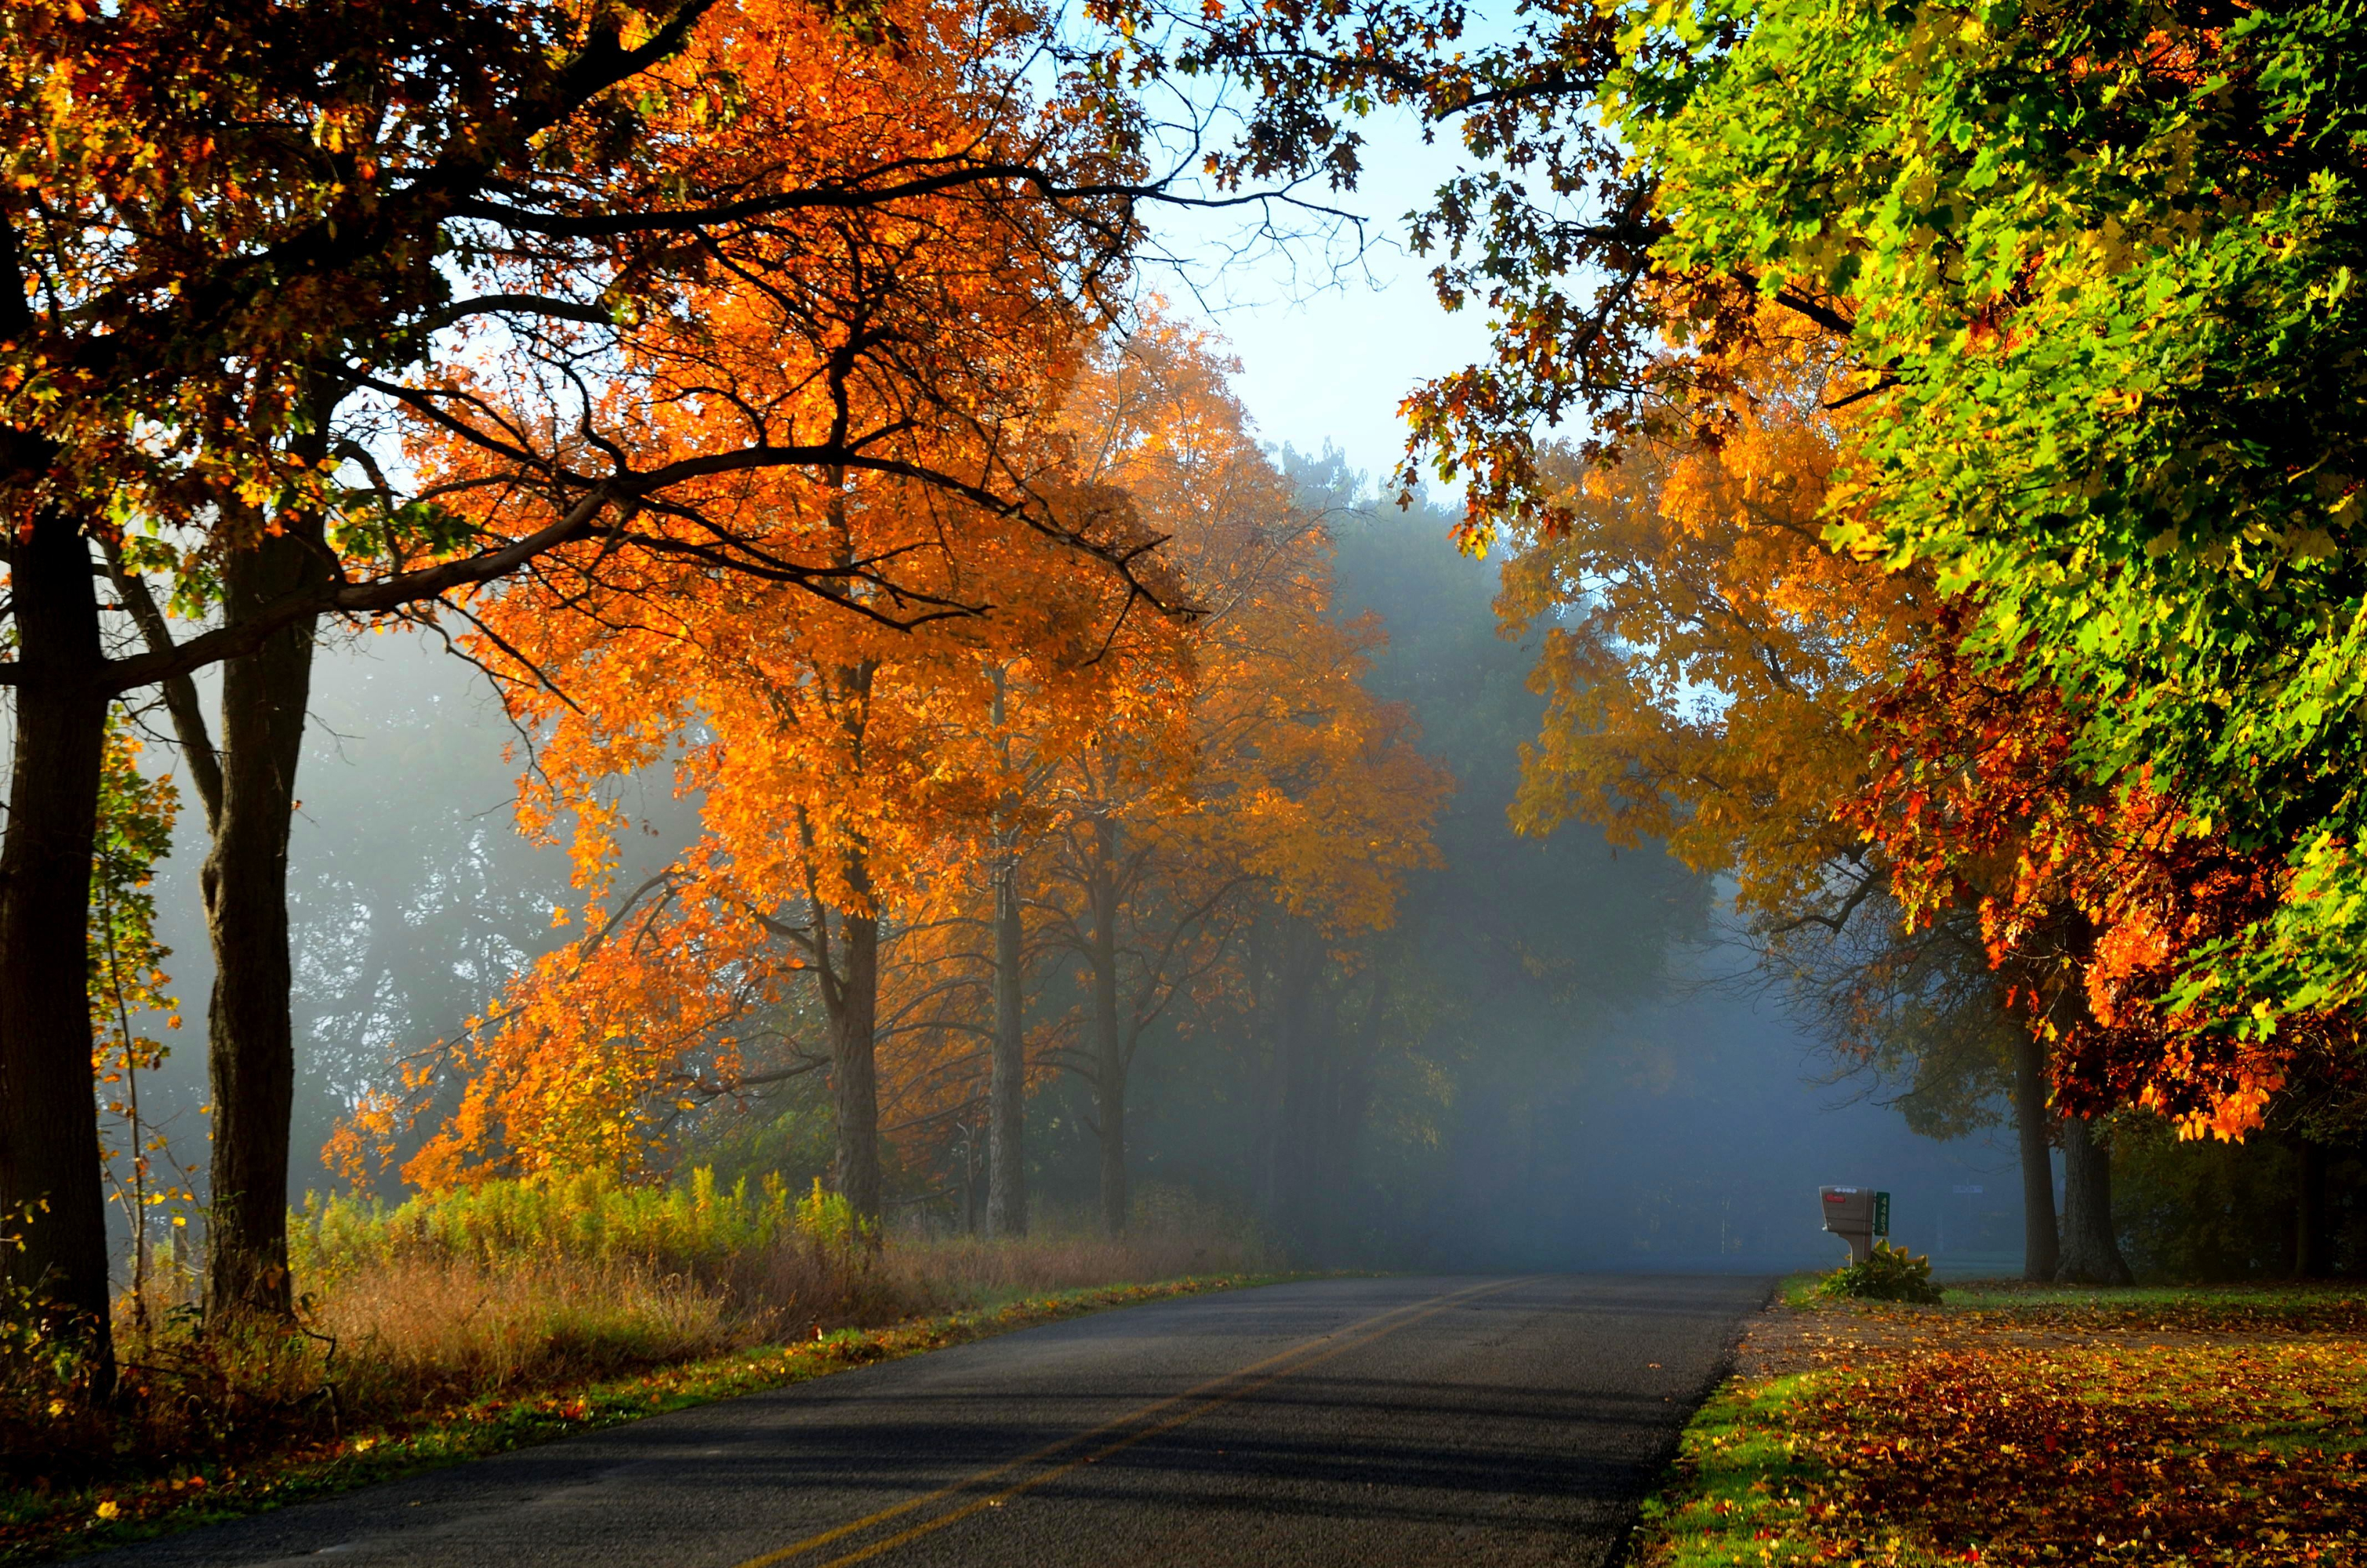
1147, 109, 1498, 488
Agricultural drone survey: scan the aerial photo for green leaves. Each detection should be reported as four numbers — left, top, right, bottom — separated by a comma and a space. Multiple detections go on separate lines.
1617, 0, 2367, 1034
1817, 1241, 1943, 1305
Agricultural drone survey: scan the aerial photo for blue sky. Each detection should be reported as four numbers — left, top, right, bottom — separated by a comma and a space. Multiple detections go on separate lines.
1149, 108, 1497, 489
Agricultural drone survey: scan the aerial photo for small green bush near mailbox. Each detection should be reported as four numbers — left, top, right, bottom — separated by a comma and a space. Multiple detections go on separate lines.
1817, 1240, 1943, 1305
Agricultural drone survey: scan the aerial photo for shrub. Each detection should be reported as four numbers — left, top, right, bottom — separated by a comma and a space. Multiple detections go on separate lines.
1818, 1240, 1943, 1305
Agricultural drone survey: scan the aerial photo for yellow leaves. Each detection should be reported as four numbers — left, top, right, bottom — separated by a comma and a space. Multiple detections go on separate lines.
1502, 319, 1911, 924
2289, 527, 2339, 562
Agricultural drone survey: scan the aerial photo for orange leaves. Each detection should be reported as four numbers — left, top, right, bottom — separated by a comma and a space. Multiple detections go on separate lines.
1791, 1334, 2367, 1565
1032, 318, 1445, 986
1844, 638, 2320, 1135
1498, 313, 1922, 928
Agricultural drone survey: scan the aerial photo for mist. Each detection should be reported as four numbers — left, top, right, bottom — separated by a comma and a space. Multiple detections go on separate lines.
102, 450, 2026, 1283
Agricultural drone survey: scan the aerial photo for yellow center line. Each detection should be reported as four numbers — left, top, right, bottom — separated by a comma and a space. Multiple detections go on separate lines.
730, 1277, 1528, 1568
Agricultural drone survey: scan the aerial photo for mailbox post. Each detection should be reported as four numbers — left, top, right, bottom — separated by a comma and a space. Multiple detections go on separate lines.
1820, 1185, 1890, 1265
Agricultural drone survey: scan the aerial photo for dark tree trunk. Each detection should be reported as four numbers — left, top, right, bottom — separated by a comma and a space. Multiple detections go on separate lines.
986, 850, 1027, 1238
0, 510, 114, 1380
801, 643, 882, 1225
828, 908, 881, 1221
203, 526, 321, 1321
1088, 825, 1127, 1237
2296, 1139, 2333, 1279
2055, 1115, 2132, 1285
2011, 1029, 2060, 1282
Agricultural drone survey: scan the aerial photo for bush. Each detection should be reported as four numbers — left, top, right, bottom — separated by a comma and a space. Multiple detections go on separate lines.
1818, 1240, 1943, 1305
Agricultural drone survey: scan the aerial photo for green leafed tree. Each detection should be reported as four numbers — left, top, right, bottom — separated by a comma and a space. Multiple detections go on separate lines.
1608, 0, 2367, 1038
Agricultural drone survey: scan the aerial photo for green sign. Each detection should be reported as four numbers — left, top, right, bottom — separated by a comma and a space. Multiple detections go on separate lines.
1874, 1191, 1891, 1237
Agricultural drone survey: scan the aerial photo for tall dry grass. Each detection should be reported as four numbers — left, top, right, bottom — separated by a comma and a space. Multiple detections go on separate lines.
280, 1171, 1268, 1388
3, 1172, 1269, 1493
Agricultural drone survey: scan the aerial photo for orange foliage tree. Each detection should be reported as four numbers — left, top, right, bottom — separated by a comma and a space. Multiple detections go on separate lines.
303, 0, 1177, 1225
1842, 630, 2367, 1279
357, 314, 1447, 1241
390, 458, 1154, 1216
1025, 321, 1450, 1235
7, 0, 1171, 1335
1493, 319, 2144, 1279
1497, 310, 2367, 1279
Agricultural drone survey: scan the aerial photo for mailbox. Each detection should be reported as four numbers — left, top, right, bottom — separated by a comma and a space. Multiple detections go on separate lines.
1820, 1185, 1890, 1265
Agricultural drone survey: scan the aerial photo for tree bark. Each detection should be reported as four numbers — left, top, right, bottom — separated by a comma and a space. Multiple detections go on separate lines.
2296, 1138, 2333, 1279
201, 524, 321, 1321
1087, 821, 1127, 1237
2055, 1115, 2132, 1285
827, 907, 881, 1221
0, 510, 115, 1381
2010, 1029, 2060, 1282
986, 848, 1027, 1238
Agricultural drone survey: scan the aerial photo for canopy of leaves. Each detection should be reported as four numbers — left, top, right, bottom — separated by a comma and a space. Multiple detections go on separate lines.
1613, 0, 2367, 1035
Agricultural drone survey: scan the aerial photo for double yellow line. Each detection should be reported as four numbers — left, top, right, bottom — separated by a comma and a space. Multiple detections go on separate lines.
731, 1277, 1527, 1568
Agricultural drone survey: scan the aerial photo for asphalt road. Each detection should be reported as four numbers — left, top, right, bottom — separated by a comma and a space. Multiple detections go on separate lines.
101, 1273, 1770, 1568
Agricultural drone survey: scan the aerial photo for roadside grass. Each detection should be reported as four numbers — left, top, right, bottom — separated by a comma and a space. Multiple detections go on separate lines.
2, 1173, 1285, 1563
1630, 1281, 2367, 1568
1632, 1374, 1824, 1568
12, 1274, 1282, 1564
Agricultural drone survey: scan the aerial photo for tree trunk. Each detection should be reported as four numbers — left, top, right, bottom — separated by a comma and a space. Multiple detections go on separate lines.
2055, 1115, 2132, 1286
2010, 1029, 2060, 1282
2296, 1138, 2333, 1279
203, 528, 320, 1321
986, 849, 1027, 1238
828, 908, 882, 1221
0, 510, 114, 1381
1088, 823, 1126, 1237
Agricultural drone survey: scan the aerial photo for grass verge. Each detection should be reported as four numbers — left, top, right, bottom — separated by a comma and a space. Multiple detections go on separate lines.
1629, 1281, 2367, 1567
11, 1272, 1284, 1564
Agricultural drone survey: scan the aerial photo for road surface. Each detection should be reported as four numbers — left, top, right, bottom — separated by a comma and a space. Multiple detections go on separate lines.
100, 1273, 1770, 1568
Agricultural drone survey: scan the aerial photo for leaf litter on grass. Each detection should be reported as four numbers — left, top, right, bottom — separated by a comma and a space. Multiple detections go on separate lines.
1640, 1287, 2367, 1568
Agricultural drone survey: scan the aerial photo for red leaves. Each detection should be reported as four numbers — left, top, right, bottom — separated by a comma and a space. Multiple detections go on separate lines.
1784, 1321, 2367, 1566
1842, 622, 2320, 1137
1649, 1291, 2367, 1568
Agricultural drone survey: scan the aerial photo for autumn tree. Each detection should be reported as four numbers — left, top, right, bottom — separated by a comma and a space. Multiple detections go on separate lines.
1497, 297, 2366, 1279
1017, 321, 1449, 1236
1843, 630, 2367, 1281
1609, 0, 2367, 1046
4, 0, 1182, 1345
1487, 319, 2118, 1276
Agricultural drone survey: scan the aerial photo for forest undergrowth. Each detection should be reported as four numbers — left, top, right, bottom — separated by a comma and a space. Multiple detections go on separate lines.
1633, 1281, 2367, 1568
0, 1172, 1275, 1562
